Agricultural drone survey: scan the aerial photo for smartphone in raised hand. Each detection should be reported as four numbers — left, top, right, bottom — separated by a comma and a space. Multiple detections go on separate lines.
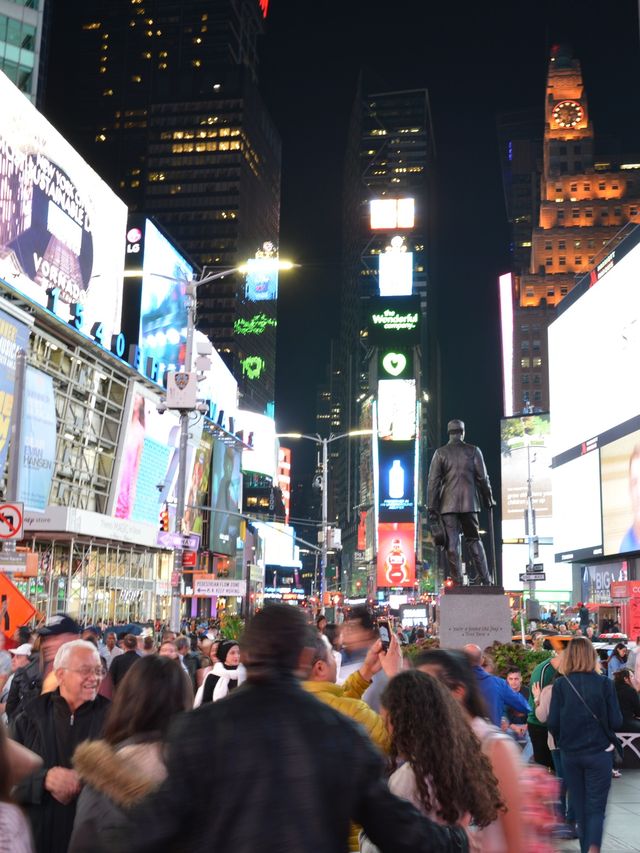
378, 620, 391, 652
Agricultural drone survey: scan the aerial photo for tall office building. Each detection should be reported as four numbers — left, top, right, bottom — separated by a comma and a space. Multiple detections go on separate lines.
501, 45, 640, 415
330, 78, 437, 594
45, 0, 280, 414
0, 0, 49, 106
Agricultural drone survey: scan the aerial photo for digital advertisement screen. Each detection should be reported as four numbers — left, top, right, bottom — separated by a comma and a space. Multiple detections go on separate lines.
210, 439, 242, 557
236, 410, 277, 479
139, 219, 191, 377
0, 308, 30, 475
378, 440, 415, 522
549, 227, 640, 560
369, 198, 415, 230
377, 379, 416, 441
379, 251, 413, 297
0, 71, 126, 341
377, 522, 415, 588
184, 432, 213, 537
245, 257, 279, 302
377, 348, 413, 381
368, 296, 421, 346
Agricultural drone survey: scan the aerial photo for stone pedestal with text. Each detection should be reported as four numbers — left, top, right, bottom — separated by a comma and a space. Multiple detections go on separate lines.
439, 587, 512, 648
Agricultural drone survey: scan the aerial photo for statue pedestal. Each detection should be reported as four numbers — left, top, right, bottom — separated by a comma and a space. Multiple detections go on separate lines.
439, 587, 512, 648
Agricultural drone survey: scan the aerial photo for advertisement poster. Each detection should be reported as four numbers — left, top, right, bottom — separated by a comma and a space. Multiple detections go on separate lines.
236, 409, 277, 479
377, 522, 415, 588
245, 258, 278, 302
601, 429, 640, 556
377, 379, 416, 441
17, 367, 56, 511
0, 71, 126, 341
139, 219, 191, 375
367, 296, 421, 346
500, 415, 552, 522
210, 439, 242, 556
0, 308, 30, 474
110, 384, 180, 525
379, 250, 413, 297
378, 440, 415, 522
183, 432, 213, 536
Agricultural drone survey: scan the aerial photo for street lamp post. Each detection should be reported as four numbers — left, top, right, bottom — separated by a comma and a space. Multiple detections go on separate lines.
277, 430, 373, 614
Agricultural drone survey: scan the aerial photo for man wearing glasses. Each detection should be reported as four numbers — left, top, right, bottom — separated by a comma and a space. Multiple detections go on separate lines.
10, 639, 110, 853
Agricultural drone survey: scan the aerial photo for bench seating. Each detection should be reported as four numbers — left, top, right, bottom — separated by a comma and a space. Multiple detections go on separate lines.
619, 732, 640, 768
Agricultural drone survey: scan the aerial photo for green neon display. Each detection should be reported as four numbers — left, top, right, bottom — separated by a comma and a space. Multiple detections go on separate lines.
234, 314, 277, 336
241, 355, 266, 379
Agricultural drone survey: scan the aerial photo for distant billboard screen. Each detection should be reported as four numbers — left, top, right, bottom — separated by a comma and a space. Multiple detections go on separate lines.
378, 348, 413, 381
377, 522, 415, 588
0, 71, 126, 341
210, 439, 242, 556
236, 409, 277, 479
379, 251, 413, 297
245, 258, 279, 302
378, 440, 415, 522
370, 198, 415, 230
139, 220, 191, 376
549, 227, 640, 560
368, 296, 421, 346
377, 379, 416, 441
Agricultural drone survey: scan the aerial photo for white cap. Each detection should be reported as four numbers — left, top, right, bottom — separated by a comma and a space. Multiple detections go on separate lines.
10, 644, 32, 656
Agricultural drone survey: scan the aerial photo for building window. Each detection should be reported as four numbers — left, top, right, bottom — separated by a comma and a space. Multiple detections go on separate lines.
574, 144, 581, 154
588, 256, 594, 265
525, 288, 534, 297
570, 183, 578, 192
560, 286, 568, 296
599, 182, 606, 190
545, 258, 553, 267
533, 357, 543, 368
630, 206, 638, 216
614, 206, 622, 216
585, 208, 593, 218
575, 256, 582, 265
601, 208, 609, 217
559, 256, 566, 266
534, 391, 542, 402
559, 145, 567, 155
588, 239, 595, 249
547, 288, 555, 297
575, 161, 583, 172
559, 162, 568, 173
574, 240, 581, 249
572, 208, 580, 219
521, 358, 530, 368
533, 374, 541, 385
532, 339, 541, 352
522, 374, 530, 384
555, 186, 562, 194
558, 240, 566, 250
612, 184, 619, 189
583, 183, 590, 191
521, 340, 530, 351
520, 324, 529, 333
544, 241, 552, 251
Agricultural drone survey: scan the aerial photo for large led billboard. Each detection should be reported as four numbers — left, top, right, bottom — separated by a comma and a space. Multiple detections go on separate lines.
549, 226, 640, 561
377, 379, 416, 441
368, 296, 421, 346
139, 220, 191, 376
379, 250, 413, 297
236, 409, 277, 479
245, 258, 279, 302
370, 198, 415, 230
377, 522, 415, 587
184, 432, 214, 537
0, 71, 126, 341
378, 440, 415, 522
210, 439, 243, 556
377, 348, 413, 381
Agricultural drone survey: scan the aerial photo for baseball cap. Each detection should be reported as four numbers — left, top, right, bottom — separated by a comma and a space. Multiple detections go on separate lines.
10, 643, 32, 656
37, 613, 81, 637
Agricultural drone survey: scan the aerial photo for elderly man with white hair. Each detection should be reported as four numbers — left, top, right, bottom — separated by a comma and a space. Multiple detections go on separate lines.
10, 638, 110, 853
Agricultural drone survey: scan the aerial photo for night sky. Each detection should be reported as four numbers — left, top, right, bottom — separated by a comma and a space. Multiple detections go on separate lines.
260, 0, 640, 491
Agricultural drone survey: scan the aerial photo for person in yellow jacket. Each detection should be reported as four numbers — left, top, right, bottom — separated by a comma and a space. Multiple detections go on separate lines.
303, 632, 403, 852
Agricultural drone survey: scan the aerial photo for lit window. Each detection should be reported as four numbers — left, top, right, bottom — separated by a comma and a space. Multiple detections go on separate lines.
574, 240, 581, 249
558, 240, 566, 250
99, 66, 107, 74
559, 257, 566, 266
102, 89, 113, 96
521, 358, 530, 368
533, 358, 542, 368
95, 133, 106, 142
192, 59, 201, 67
131, 75, 142, 83
82, 22, 101, 30
575, 256, 582, 265
583, 183, 590, 191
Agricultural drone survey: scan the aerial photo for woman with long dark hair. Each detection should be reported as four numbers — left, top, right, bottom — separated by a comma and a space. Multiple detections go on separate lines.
613, 668, 640, 732
364, 670, 501, 846
69, 655, 191, 852
607, 643, 628, 680
414, 649, 525, 852
548, 636, 622, 853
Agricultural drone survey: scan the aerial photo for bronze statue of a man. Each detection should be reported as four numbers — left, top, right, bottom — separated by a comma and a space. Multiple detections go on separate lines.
427, 419, 495, 585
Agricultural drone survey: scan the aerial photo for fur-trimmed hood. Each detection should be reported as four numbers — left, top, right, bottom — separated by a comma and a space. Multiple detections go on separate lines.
73, 738, 167, 807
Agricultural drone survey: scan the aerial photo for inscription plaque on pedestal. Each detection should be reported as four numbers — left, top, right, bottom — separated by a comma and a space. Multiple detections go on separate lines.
439, 588, 512, 648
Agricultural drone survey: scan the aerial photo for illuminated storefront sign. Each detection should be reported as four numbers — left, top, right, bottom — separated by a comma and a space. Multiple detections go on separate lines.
377, 379, 417, 441
245, 258, 279, 301
376, 522, 416, 588
0, 71, 126, 343
368, 296, 421, 345
370, 198, 415, 230
378, 348, 413, 380
234, 314, 277, 335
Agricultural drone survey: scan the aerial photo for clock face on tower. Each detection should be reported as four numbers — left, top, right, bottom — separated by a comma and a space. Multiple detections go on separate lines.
552, 100, 583, 128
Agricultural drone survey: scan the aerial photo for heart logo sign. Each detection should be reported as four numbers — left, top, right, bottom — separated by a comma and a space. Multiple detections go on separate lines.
382, 352, 407, 377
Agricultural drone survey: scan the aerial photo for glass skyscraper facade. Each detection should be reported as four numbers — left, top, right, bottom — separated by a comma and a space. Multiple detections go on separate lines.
0, 0, 48, 105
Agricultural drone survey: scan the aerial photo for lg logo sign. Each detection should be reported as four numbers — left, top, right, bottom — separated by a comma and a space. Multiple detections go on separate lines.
126, 227, 143, 254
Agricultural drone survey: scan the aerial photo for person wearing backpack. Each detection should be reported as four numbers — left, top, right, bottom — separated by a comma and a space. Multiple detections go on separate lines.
548, 637, 622, 853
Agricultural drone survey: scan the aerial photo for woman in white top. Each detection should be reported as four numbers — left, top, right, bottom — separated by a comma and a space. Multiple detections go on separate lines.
361, 669, 502, 853
416, 649, 525, 853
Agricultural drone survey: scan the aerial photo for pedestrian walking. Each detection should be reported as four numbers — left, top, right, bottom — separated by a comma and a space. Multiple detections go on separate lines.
548, 636, 623, 853
197, 639, 240, 704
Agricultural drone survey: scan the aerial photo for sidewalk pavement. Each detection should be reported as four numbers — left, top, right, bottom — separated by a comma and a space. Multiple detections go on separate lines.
556, 769, 640, 851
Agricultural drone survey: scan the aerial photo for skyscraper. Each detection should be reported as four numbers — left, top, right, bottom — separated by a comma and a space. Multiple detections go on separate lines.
0, 0, 49, 106
45, 0, 281, 414
501, 45, 640, 415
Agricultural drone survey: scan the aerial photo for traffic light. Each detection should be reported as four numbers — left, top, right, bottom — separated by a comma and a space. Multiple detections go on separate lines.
159, 504, 170, 532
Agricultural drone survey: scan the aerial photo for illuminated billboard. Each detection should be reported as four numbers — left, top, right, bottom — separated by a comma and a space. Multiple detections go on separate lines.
379, 250, 413, 297
0, 71, 126, 341
0, 308, 30, 476
370, 198, 415, 230
499, 273, 514, 417
210, 439, 243, 556
139, 220, 191, 377
377, 379, 416, 441
184, 432, 213, 537
378, 440, 415, 522
236, 409, 277, 479
368, 296, 421, 346
549, 226, 640, 561
377, 522, 416, 588
245, 258, 279, 301
378, 348, 413, 381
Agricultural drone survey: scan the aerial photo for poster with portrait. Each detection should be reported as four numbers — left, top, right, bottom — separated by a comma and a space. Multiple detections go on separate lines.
601, 429, 640, 556
183, 432, 213, 536
210, 439, 242, 556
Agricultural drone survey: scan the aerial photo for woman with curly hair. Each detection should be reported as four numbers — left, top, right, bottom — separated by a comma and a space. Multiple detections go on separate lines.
415, 649, 525, 853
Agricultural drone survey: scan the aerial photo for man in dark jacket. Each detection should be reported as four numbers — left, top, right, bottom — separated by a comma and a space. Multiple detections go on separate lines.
427, 419, 495, 585
103, 605, 468, 853
6, 613, 81, 722
10, 638, 110, 853
175, 635, 200, 691
108, 633, 140, 687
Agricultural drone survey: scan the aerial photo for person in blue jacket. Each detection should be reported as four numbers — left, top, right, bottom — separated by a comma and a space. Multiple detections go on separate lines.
607, 643, 628, 680
463, 644, 530, 727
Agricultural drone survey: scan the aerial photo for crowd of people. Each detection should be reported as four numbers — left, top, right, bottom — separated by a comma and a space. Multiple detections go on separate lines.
0, 605, 637, 853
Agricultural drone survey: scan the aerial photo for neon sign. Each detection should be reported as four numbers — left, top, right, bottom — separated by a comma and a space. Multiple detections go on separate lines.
371, 309, 418, 332
234, 314, 277, 335
241, 356, 266, 379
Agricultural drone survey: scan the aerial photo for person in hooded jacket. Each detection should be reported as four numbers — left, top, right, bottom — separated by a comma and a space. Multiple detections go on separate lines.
198, 640, 240, 704
68, 653, 191, 853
